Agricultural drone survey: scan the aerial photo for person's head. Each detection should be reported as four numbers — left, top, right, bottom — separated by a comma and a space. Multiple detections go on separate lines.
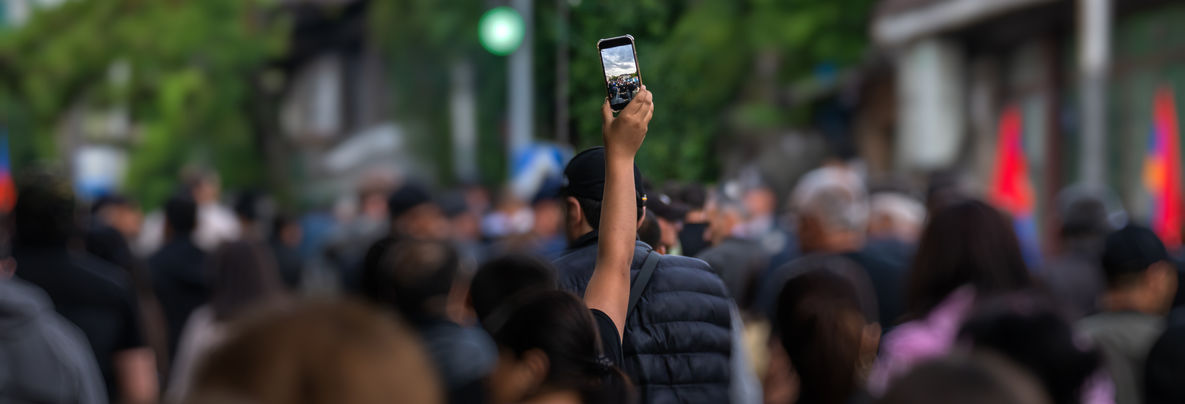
208, 240, 285, 322
184, 299, 442, 404
483, 290, 633, 404
680, 182, 708, 214
906, 199, 1032, 317
164, 192, 199, 239
791, 167, 869, 254
776, 261, 881, 404
744, 186, 777, 219
91, 193, 142, 239
469, 253, 557, 324
361, 238, 460, 321
957, 292, 1102, 404
532, 197, 564, 239
560, 147, 645, 242
1099, 225, 1178, 314
638, 210, 663, 253
867, 192, 926, 243
440, 191, 481, 242
13, 171, 77, 248
1145, 323, 1185, 404
645, 192, 686, 251
270, 214, 301, 248
877, 354, 1051, 404
182, 167, 221, 205
388, 182, 448, 241
705, 185, 749, 246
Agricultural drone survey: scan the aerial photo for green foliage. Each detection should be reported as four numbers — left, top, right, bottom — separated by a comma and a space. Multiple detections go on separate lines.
0, 0, 287, 208
372, 0, 873, 184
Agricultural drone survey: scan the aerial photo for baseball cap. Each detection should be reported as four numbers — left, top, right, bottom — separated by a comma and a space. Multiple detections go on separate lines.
1101, 224, 1168, 285
647, 193, 688, 222
388, 182, 434, 219
561, 147, 646, 208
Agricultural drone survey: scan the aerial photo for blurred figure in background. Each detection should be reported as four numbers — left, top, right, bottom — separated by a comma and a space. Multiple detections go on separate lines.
676, 182, 712, 257
958, 292, 1106, 404
743, 184, 797, 272
167, 240, 287, 402
1144, 323, 1185, 404
184, 169, 240, 251
12, 172, 158, 404
645, 190, 688, 254
469, 254, 558, 324
181, 300, 442, 404
774, 260, 881, 404
698, 185, 769, 310
637, 211, 664, 254
1041, 186, 1120, 319
324, 187, 390, 283
869, 199, 1032, 395
1, 246, 108, 404
148, 193, 210, 362
482, 189, 534, 241
86, 195, 171, 385
864, 192, 925, 269
1077, 225, 1178, 404
388, 182, 449, 241
232, 190, 267, 242
269, 214, 304, 291
361, 239, 495, 404
876, 355, 1052, 404
439, 190, 487, 264
528, 191, 567, 259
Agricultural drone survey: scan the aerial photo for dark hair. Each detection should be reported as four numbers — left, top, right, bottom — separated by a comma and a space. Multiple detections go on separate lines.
209, 241, 285, 322
1145, 323, 1185, 404
484, 290, 634, 404
1101, 225, 1168, 288
470, 254, 557, 323
187, 300, 443, 404
165, 192, 198, 236
958, 292, 1102, 404
90, 193, 133, 215
361, 239, 458, 320
878, 355, 1051, 404
906, 199, 1031, 317
13, 172, 76, 247
574, 196, 642, 231
638, 210, 662, 249
681, 183, 708, 211
776, 267, 872, 404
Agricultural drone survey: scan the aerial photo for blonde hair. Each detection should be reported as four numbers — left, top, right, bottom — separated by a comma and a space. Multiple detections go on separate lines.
183, 299, 442, 404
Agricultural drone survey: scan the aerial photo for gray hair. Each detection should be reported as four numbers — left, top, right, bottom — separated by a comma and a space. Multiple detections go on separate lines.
790, 167, 869, 232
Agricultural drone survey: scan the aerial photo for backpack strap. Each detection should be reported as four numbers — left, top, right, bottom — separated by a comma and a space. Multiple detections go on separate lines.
627, 251, 660, 317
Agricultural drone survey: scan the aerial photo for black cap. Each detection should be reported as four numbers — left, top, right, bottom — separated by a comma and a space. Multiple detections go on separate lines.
1101, 224, 1168, 285
388, 182, 434, 219
562, 147, 645, 207
647, 193, 688, 222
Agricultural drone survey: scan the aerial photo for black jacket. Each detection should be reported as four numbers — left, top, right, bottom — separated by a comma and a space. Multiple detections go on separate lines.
147, 236, 209, 359
555, 234, 733, 404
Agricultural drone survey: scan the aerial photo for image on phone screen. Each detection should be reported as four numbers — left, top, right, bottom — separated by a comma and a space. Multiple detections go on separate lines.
601, 43, 640, 110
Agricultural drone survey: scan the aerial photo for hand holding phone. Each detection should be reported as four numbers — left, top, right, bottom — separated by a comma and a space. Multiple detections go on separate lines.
598, 35, 643, 112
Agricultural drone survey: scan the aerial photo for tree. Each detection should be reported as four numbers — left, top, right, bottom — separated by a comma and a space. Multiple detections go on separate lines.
0, 0, 287, 208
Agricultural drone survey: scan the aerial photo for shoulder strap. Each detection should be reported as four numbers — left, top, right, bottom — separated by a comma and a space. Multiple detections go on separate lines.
627, 251, 660, 317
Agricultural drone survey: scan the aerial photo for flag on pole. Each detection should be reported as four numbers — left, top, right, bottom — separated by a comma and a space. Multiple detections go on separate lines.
1142, 86, 1183, 250
989, 105, 1036, 217
0, 131, 15, 213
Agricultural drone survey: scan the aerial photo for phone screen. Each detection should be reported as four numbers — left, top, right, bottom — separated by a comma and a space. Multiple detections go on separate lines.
600, 43, 641, 111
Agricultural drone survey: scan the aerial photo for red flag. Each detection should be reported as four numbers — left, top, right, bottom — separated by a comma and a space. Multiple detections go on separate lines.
989, 105, 1035, 217
1143, 87, 1183, 249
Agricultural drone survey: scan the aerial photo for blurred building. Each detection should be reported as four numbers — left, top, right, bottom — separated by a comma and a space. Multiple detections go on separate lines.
856, 0, 1185, 248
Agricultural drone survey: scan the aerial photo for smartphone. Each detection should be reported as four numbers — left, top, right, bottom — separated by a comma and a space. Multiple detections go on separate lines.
597, 35, 643, 112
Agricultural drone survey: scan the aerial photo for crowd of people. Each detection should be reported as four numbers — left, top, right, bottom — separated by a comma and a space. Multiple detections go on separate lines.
3, 85, 1185, 404
608, 74, 641, 106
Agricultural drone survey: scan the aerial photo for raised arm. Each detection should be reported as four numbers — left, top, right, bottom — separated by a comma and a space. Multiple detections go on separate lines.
585, 87, 654, 340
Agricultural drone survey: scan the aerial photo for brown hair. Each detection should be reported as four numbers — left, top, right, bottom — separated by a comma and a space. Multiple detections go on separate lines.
208, 240, 286, 322
184, 299, 443, 404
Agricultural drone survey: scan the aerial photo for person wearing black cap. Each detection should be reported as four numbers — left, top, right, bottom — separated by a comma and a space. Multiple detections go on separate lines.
388, 181, 448, 241
554, 150, 735, 401
645, 192, 687, 254
1076, 224, 1179, 404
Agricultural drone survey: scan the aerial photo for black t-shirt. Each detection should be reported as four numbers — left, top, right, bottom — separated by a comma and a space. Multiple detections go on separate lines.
591, 309, 623, 367
13, 246, 146, 401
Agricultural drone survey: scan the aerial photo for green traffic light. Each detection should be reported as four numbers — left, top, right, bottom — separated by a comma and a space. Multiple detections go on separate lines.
479, 6, 524, 56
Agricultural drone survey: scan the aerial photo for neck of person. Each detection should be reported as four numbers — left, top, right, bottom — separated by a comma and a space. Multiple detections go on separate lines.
806, 231, 865, 254
1102, 287, 1165, 315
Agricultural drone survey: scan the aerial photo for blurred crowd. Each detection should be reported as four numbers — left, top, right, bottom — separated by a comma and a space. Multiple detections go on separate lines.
4, 116, 1185, 404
